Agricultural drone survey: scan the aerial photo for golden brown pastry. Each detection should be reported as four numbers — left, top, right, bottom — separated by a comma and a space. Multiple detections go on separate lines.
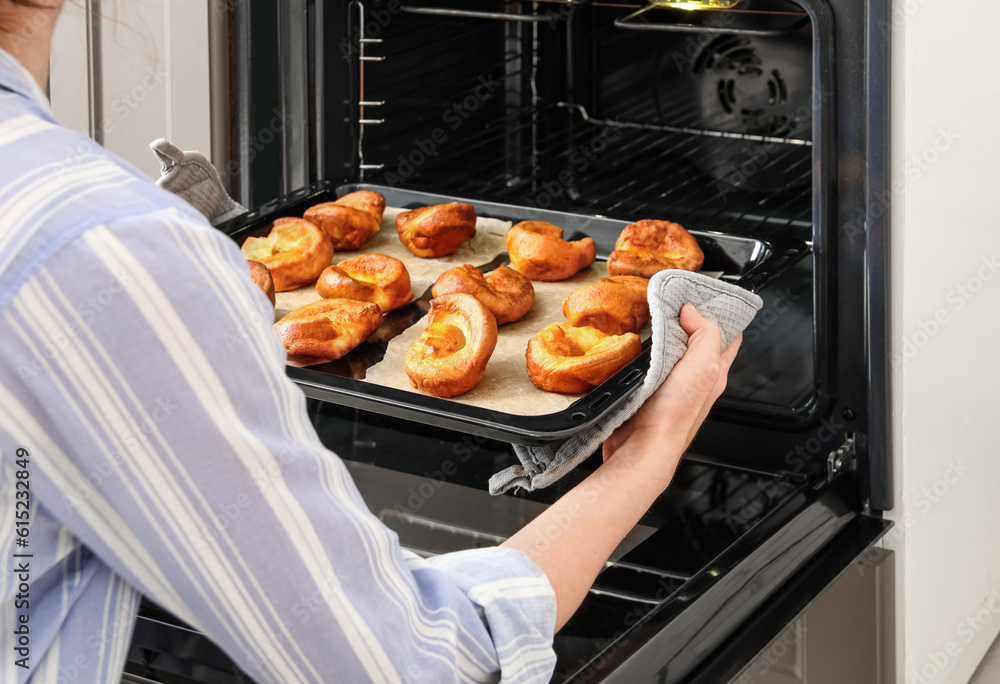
273, 298, 383, 360
431, 264, 535, 325
316, 254, 413, 313
404, 293, 498, 397
396, 202, 477, 258
562, 275, 650, 336
607, 219, 704, 277
304, 203, 381, 251
505, 221, 597, 281
526, 322, 641, 394
240, 217, 334, 292
246, 259, 276, 307
334, 189, 386, 224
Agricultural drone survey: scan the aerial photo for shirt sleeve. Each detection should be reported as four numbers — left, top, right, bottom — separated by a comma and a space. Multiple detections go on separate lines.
0, 208, 557, 683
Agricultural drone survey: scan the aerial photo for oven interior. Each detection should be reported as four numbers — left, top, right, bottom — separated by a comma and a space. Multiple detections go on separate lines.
345, 0, 814, 239
245, 0, 831, 428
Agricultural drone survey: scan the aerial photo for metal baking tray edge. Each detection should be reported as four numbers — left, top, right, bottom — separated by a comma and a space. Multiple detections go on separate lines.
216, 182, 810, 445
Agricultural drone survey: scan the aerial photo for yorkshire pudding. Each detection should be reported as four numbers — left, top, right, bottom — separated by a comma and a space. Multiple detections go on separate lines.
505, 221, 596, 281
240, 217, 334, 292
316, 254, 413, 312
396, 202, 477, 258
246, 259, 276, 307
526, 322, 641, 394
334, 189, 386, 224
404, 293, 498, 397
304, 202, 381, 252
273, 298, 383, 360
607, 219, 704, 278
562, 275, 650, 336
431, 264, 535, 325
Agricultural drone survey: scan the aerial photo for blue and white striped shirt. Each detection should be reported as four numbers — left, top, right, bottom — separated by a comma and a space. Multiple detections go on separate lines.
0, 48, 556, 683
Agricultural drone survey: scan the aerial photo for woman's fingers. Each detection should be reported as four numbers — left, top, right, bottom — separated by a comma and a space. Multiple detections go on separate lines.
721, 332, 742, 367
603, 303, 744, 463
663, 304, 723, 410
685, 332, 742, 444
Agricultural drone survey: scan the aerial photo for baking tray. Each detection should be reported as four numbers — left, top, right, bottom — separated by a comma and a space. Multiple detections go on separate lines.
216, 182, 809, 445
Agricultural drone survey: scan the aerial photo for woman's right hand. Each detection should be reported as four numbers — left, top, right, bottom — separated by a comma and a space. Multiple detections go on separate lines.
602, 303, 742, 473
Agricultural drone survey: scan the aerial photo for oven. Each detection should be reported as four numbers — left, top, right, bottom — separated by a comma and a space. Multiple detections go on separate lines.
124, 1, 894, 681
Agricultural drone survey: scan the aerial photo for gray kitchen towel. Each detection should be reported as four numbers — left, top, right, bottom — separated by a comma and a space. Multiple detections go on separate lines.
489, 270, 763, 495
150, 139, 246, 225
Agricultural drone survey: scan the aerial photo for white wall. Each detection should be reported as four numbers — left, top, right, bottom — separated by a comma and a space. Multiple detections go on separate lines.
886, 2, 1000, 683
49, 0, 212, 179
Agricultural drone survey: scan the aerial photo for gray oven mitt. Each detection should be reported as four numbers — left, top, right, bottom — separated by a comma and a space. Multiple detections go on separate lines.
150, 138, 246, 225
488, 270, 763, 495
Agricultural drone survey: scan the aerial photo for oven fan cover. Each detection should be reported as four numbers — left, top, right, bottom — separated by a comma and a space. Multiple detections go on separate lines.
689, 33, 813, 193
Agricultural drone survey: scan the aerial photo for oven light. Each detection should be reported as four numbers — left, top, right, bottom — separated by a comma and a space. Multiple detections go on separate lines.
650, 0, 742, 9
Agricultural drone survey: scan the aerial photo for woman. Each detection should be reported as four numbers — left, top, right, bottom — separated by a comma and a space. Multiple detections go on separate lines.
0, 1, 740, 682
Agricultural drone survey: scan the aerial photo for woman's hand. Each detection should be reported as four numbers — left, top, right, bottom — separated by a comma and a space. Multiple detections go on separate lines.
602, 303, 742, 469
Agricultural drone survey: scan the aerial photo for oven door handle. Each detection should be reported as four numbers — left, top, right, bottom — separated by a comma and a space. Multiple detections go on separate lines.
614, 3, 810, 36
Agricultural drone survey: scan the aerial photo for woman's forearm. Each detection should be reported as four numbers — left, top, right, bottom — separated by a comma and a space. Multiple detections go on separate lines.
501, 440, 681, 631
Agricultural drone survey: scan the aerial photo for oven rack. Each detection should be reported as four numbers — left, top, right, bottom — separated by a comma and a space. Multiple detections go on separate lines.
359, 30, 813, 152
355, 0, 815, 239
364, 101, 814, 239
387, 0, 811, 36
